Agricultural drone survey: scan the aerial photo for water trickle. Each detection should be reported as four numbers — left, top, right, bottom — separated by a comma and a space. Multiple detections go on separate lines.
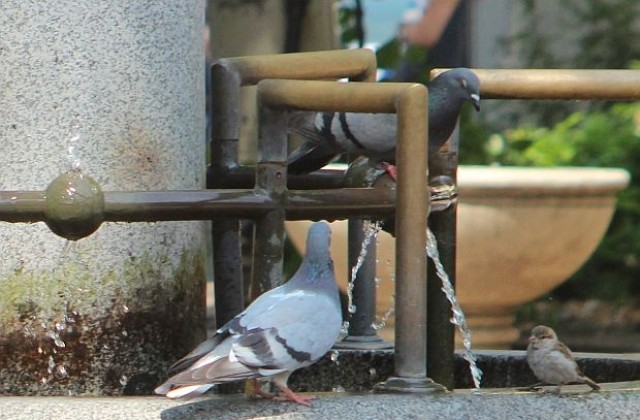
60, 134, 83, 173
346, 220, 382, 322
426, 228, 483, 389
372, 295, 395, 330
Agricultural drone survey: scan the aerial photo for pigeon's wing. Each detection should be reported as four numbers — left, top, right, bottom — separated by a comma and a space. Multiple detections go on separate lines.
231, 290, 342, 372
287, 140, 342, 174
287, 112, 397, 174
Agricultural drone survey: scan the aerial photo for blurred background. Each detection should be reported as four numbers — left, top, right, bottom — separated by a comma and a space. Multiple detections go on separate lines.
205, 0, 640, 352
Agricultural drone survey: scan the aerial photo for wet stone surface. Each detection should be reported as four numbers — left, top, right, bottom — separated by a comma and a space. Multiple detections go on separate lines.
0, 282, 205, 396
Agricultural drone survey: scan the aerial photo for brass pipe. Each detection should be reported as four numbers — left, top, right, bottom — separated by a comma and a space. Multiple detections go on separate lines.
258, 78, 438, 389
222, 49, 377, 85
258, 79, 420, 113
394, 84, 430, 380
431, 68, 640, 100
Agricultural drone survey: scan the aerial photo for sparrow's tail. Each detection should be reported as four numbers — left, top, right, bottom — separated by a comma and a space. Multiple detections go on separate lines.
580, 375, 601, 391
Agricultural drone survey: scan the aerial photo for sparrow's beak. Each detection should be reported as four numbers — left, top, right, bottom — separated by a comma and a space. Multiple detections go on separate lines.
528, 336, 537, 344
470, 93, 481, 111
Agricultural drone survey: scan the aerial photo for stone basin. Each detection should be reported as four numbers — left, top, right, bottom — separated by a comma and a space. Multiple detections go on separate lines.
287, 165, 630, 348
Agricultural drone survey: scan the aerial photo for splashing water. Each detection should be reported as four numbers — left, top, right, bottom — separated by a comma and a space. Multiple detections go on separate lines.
372, 295, 395, 330
426, 228, 483, 389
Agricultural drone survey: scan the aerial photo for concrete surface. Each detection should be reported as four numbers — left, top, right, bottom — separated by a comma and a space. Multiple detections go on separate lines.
1, 382, 639, 420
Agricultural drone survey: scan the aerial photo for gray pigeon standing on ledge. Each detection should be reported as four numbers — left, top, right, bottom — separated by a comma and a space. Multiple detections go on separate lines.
155, 221, 341, 406
287, 68, 480, 175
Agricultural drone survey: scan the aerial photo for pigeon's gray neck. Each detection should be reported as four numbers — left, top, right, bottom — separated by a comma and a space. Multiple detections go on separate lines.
291, 252, 334, 289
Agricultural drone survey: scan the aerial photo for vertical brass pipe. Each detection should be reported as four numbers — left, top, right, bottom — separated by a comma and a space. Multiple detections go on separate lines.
393, 84, 429, 379
209, 62, 245, 328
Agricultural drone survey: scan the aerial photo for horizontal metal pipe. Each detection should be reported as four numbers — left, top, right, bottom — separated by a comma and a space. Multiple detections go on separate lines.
258, 79, 420, 113
0, 192, 47, 222
431, 69, 640, 100
0, 189, 397, 224
103, 191, 275, 221
221, 49, 377, 85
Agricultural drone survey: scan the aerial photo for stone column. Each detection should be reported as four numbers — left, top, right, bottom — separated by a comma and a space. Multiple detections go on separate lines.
0, 1, 207, 395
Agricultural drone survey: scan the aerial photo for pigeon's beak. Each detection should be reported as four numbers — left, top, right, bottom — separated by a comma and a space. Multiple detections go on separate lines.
470, 93, 481, 111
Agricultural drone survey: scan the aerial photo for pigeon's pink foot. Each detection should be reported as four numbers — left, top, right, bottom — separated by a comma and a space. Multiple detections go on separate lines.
380, 162, 397, 181
249, 378, 276, 400
275, 386, 317, 407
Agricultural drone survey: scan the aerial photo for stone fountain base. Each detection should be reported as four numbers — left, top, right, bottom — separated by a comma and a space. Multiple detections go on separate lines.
1, 351, 639, 420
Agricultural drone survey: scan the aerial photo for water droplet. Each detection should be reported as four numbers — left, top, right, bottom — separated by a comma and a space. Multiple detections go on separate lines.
330, 350, 340, 364
37, 347, 43, 354
55, 365, 68, 378
121, 330, 128, 337
47, 356, 56, 374
122, 305, 129, 313
348, 304, 357, 314
119, 375, 129, 386
369, 368, 377, 377
46, 330, 66, 348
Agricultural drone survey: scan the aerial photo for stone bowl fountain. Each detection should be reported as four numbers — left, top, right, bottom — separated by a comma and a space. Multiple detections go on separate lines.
287, 165, 630, 348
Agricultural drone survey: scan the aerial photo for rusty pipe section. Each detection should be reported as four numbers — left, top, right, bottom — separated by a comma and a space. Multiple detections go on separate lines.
258, 78, 433, 387
431, 69, 640, 100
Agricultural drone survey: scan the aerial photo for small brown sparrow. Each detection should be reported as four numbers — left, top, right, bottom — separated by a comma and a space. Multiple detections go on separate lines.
526, 325, 600, 391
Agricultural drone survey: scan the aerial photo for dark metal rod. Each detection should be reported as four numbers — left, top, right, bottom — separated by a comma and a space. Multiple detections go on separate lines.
251, 105, 288, 297
210, 60, 244, 334
426, 149, 459, 390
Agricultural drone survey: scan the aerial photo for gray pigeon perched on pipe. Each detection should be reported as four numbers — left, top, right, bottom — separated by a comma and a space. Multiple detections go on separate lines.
287, 68, 480, 175
155, 221, 341, 406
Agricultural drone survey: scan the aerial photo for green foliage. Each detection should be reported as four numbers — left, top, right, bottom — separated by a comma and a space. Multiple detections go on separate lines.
475, 102, 640, 301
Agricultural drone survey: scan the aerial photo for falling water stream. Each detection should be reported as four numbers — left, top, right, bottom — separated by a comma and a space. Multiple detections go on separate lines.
345, 219, 483, 389
427, 228, 483, 388
342, 220, 383, 334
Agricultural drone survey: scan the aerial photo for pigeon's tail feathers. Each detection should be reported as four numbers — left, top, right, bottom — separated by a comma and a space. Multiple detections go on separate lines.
287, 141, 340, 174
166, 331, 228, 376
156, 355, 260, 399
162, 384, 213, 399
